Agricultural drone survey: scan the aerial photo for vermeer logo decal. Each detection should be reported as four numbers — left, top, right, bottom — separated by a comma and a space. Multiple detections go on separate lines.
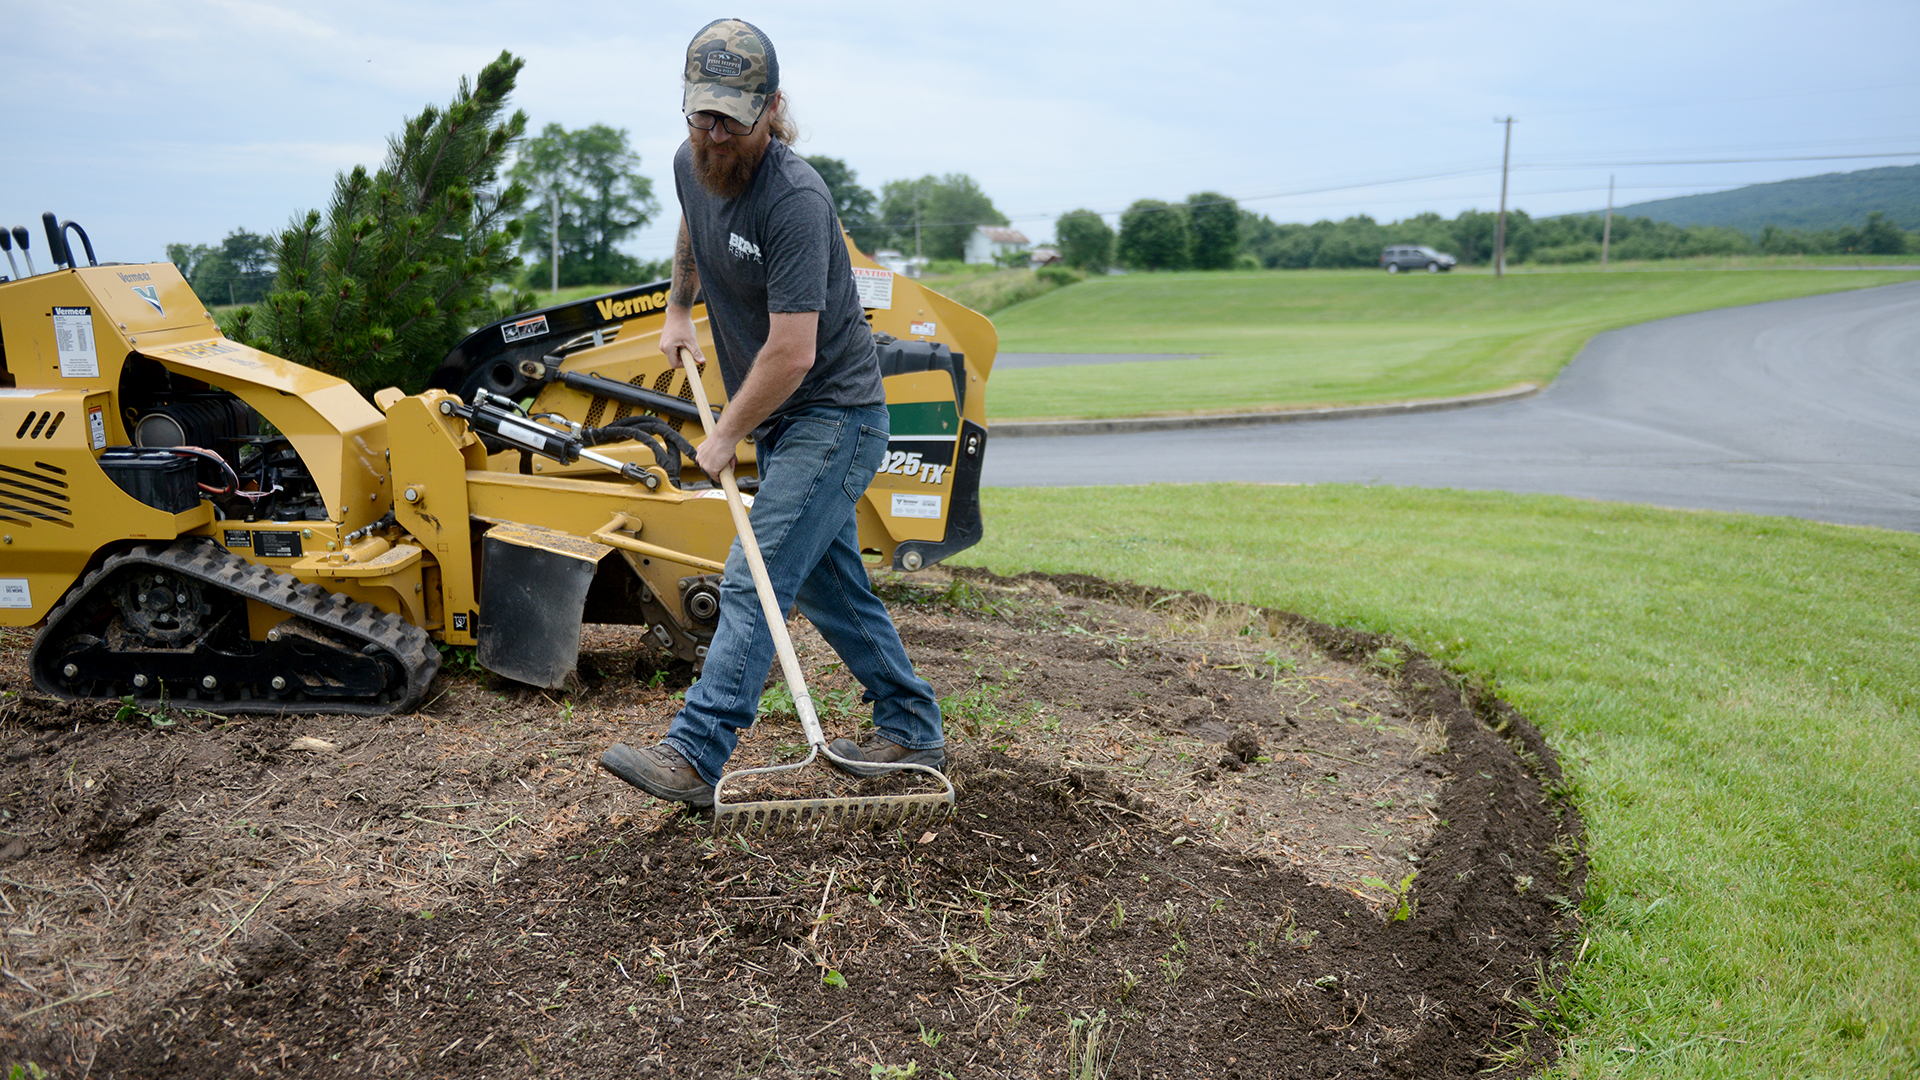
595, 290, 669, 320
728, 232, 763, 262
132, 285, 164, 315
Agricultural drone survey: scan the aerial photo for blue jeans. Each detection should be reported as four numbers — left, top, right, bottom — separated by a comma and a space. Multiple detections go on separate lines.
663, 403, 943, 785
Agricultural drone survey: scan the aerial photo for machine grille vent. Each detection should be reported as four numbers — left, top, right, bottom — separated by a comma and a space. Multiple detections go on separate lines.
576, 369, 686, 431
12, 410, 66, 440
0, 461, 74, 528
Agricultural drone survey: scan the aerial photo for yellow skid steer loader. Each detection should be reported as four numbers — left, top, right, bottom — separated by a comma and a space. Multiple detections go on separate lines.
0, 213, 994, 716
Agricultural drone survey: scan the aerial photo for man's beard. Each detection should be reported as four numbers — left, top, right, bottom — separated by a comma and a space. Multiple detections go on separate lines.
692, 137, 766, 200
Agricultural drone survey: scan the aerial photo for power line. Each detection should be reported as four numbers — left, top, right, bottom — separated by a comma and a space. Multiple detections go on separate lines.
1523, 78, 1920, 120
1522, 151, 1920, 169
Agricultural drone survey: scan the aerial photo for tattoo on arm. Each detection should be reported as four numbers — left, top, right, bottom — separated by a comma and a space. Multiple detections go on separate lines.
670, 220, 699, 308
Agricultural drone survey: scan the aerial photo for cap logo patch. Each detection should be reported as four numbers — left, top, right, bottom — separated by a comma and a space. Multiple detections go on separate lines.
702, 49, 745, 78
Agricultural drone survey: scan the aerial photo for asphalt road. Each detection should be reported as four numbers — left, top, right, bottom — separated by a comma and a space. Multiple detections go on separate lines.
981, 280, 1920, 533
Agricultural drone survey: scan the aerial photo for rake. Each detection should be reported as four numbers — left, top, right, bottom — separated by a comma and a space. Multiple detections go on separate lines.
678, 349, 955, 836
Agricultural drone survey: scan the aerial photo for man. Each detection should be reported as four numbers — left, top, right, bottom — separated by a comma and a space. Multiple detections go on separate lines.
600, 18, 945, 808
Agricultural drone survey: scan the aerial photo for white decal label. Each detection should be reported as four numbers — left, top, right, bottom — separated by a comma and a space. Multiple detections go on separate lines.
852, 267, 893, 310
88, 405, 107, 449
728, 232, 763, 262
909, 321, 935, 337
53, 306, 99, 378
501, 314, 550, 343
0, 580, 30, 610
891, 493, 942, 519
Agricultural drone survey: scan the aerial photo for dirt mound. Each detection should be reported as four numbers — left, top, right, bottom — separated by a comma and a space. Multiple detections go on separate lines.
0, 569, 1583, 1078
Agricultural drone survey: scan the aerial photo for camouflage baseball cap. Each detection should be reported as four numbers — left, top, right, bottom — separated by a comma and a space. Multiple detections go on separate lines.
683, 18, 780, 128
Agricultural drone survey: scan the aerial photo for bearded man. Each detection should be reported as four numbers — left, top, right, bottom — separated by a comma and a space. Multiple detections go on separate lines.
600, 18, 945, 808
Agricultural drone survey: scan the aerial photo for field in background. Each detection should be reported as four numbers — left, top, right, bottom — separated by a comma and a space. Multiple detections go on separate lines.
1487, 252, 1920, 272
981, 267, 1920, 421
968, 483, 1920, 1079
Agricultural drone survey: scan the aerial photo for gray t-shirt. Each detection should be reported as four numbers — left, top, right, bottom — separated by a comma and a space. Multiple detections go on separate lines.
673, 139, 882, 419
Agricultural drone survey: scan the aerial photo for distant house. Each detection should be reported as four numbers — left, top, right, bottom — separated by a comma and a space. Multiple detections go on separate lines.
1027, 247, 1061, 267
963, 226, 1030, 265
871, 249, 927, 278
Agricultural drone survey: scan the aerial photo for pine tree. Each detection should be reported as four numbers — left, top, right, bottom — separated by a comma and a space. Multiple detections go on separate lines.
231, 51, 534, 396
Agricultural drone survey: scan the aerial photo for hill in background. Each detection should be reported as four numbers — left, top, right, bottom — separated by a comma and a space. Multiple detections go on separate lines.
1610, 164, 1920, 235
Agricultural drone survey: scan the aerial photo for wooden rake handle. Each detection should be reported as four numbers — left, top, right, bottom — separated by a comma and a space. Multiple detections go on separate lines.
676, 348, 827, 752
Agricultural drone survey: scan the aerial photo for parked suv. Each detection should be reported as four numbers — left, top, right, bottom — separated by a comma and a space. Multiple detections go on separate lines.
1381, 245, 1456, 273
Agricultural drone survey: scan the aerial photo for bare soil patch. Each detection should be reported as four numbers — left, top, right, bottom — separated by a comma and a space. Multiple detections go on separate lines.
1, 568, 1584, 1078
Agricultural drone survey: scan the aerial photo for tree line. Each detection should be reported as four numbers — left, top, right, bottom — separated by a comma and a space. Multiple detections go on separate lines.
1234, 207, 1913, 269
1046, 199, 1916, 274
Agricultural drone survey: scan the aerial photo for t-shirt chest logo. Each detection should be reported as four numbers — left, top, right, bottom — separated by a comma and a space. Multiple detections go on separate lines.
728, 231, 764, 263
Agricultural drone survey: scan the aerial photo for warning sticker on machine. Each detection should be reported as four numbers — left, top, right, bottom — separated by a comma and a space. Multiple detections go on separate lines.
88, 406, 106, 449
501, 314, 550, 344
0, 580, 30, 610
891, 492, 942, 519
909, 321, 935, 337
254, 531, 303, 558
52, 306, 99, 378
852, 267, 893, 310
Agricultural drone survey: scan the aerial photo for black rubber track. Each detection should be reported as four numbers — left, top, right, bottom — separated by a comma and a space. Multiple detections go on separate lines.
29, 539, 439, 716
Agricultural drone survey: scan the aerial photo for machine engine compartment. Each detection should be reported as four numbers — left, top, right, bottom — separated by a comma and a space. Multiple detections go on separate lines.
114, 355, 330, 521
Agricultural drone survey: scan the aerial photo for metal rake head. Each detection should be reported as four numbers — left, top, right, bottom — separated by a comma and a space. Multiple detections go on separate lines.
710, 754, 955, 837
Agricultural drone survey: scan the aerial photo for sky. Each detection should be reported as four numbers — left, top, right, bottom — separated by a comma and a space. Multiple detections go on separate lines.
4, 0, 1916, 270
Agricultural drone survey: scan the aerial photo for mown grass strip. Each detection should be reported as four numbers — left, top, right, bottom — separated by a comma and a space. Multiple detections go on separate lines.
983, 269, 1920, 421
968, 484, 1920, 1079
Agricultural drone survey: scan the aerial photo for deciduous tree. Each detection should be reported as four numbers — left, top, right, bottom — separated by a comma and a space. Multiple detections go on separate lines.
1185, 192, 1239, 270
877, 174, 1008, 262
1116, 200, 1191, 271
1054, 209, 1113, 272
1857, 211, 1909, 255
511, 123, 660, 287
168, 229, 274, 305
803, 155, 882, 252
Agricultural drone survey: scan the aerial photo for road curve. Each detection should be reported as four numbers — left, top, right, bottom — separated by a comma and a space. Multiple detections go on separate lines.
981, 280, 1920, 533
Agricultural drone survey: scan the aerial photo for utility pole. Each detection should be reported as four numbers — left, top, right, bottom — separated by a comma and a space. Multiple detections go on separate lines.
1601, 174, 1615, 270
550, 186, 561, 294
1492, 116, 1515, 278
914, 195, 923, 260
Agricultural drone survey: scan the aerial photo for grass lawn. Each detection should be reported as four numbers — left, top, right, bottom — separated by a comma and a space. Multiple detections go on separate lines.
983, 268, 1920, 421
966, 484, 1920, 1078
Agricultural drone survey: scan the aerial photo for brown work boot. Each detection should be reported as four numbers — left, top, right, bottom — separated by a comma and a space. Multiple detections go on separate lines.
600, 742, 714, 807
826, 734, 946, 779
